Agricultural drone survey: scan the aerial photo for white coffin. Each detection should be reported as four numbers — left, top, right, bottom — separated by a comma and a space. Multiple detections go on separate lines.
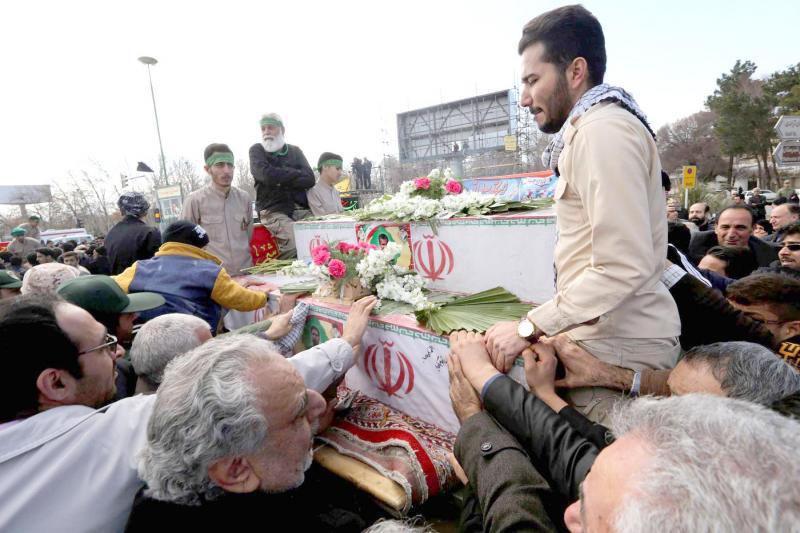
294, 210, 557, 304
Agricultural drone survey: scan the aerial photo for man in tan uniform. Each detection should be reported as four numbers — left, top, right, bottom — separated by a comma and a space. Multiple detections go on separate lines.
307, 152, 345, 217
180, 143, 254, 275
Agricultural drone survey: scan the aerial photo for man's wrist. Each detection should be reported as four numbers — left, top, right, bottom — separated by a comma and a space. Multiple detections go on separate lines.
602, 364, 635, 392
464, 364, 502, 394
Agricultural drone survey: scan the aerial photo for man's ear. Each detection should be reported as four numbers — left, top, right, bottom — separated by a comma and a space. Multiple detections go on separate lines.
566, 57, 590, 91
782, 320, 800, 340
36, 368, 75, 405
208, 456, 260, 494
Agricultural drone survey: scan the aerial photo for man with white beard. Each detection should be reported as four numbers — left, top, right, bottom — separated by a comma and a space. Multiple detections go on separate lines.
249, 113, 315, 259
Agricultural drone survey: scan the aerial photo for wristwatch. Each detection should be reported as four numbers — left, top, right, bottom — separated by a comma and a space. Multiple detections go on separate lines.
517, 317, 539, 342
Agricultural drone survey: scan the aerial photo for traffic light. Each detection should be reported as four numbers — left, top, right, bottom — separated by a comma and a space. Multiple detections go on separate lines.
153, 207, 161, 223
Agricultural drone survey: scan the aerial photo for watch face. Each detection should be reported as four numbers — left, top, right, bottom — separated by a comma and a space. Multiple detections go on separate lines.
518, 318, 534, 338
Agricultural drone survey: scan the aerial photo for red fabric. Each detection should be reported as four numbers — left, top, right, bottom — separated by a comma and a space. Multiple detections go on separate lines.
250, 224, 279, 264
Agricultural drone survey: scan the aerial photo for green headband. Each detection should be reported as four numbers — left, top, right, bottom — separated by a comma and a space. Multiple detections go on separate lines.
206, 152, 234, 167
319, 159, 343, 169
260, 117, 283, 128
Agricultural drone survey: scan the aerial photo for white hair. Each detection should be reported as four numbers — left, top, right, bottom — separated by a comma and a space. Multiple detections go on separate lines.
260, 112, 284, 131
362, 517, 433, 533
138, 334, 283, 505
130, 313, 211, 388
609, 394, 800, 532
682, 341, 800, 405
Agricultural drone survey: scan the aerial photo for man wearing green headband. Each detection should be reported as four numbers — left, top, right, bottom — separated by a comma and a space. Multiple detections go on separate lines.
180, 143, 255, 274
249, 112, 315, 259
7, 227, 40, 258
307, 152, 345, 217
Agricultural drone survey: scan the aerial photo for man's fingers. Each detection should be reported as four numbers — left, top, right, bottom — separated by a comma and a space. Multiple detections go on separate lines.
521, 349, 537, 371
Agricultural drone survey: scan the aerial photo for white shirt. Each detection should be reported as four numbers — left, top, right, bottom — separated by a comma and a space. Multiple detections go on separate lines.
0, 395, 155, 533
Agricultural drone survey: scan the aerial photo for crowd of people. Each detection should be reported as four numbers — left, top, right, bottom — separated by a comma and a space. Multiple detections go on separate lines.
1, 5, 800, 533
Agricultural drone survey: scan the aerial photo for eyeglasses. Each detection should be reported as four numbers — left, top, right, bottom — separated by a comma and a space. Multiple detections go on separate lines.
78, 333, 118, 356
781, 243, 800, 252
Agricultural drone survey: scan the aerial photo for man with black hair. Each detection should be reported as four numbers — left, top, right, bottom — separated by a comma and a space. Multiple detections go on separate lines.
0, 295, 156, 532
181, 143, 255, 274
35, 247, 57, 264
87, 245, 111, 275
689, 205, 779, 266
249, 113, 315, 259
307, 152, 345, 216
484, 4, 680, 423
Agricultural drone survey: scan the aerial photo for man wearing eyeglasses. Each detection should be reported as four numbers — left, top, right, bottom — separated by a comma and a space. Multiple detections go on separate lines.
777, 222, 800, 272
0, 295, 156, 532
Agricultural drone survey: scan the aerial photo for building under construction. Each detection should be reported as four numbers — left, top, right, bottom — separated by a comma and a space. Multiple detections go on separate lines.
388, 88, 548, 188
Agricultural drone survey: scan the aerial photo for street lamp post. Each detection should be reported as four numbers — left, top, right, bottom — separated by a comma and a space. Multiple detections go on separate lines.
137, 56, 168, 184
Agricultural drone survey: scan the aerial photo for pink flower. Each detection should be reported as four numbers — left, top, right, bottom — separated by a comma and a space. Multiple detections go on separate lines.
336, 242, 357, 254
414, 177, 431, 190
328, 259, 347, 278
357, 241, 377, 251
445, 179, 463, 194
311, 245, 331, 265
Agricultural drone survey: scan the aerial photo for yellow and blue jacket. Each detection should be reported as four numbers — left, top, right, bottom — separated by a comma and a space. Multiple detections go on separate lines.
113, 242, 266, 331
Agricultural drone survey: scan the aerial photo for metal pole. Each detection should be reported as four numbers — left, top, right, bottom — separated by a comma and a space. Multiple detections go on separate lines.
145, 64, 168, 184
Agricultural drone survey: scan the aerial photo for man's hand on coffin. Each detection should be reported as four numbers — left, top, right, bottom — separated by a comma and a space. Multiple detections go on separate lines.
278, 292, 300, 313
315, 399, 338, 434
522, 343, 568, 413
447, 352, 483, 423
342, 295, 379, 351
265, 311, 293, 339
485, 320, 531, 373
449, 331, 501, 392
548, 334, 609, 389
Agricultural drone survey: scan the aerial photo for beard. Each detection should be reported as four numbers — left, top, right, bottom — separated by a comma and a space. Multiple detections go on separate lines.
531, 73, 573, 134
262, 133, 286, 153
689, 217, 705, 225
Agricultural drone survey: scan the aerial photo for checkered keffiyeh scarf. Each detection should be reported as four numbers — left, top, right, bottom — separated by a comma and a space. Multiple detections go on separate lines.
542, 83, 655, 173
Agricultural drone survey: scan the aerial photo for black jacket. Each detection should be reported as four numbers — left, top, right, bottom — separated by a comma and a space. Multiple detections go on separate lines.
104, 216, 162, 275
249, 143, 315, 216
87, 256, 111, 275
688, 230, 779, 267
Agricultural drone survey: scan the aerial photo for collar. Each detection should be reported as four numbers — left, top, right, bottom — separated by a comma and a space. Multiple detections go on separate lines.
268, 144, 289, 156
209, 183, 231, 199
155, 242, 223, 265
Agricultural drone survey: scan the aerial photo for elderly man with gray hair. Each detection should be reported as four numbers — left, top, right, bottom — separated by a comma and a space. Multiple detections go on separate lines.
130, 297, 376, 397
249, 112, 315, 259
564, 394, 800, 532
126, 333, 347, 530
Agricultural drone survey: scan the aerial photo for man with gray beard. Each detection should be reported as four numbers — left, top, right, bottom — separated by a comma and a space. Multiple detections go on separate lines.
249, 113, 315, 259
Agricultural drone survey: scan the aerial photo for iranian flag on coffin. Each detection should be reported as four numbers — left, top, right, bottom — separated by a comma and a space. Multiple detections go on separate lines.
302, 302, 458, 434
294, 220, 358, 262
409, 213, 557, 304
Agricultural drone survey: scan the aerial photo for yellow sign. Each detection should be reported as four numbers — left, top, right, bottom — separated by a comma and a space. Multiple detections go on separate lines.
504, 135, 517, 152
335, 177, 351, 193
682, 165, 697, 189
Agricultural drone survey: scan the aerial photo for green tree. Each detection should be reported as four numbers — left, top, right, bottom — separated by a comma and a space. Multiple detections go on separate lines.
706, 60, 775, 187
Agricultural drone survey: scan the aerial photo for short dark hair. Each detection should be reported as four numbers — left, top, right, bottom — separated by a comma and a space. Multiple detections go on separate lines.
36, 247, 57, 259
667, 221, 691, 254
94, 245, 107, 256
518, 5, 606, 86
755, 219, 773, 234
783, 222, 800, 239
718, 205, 755, 226
9, 256, 22, 268
318, 152, 343, 171
26, 252, 38, 266
727, 274, 800, 321
705, 245, 758, 279
61, 242, 76, 253
0, 251, 12, 262
0, 296, 82, 422
203, 143, 233, 162
61, 251, 78, 260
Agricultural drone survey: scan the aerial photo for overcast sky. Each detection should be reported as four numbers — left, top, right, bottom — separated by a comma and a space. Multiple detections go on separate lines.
0, 0, 797, 189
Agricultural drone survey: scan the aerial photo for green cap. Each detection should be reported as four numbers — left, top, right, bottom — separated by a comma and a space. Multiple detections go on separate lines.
0, 270, 22, 289
10, 227, 26, 237
57, 275, 165, 314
